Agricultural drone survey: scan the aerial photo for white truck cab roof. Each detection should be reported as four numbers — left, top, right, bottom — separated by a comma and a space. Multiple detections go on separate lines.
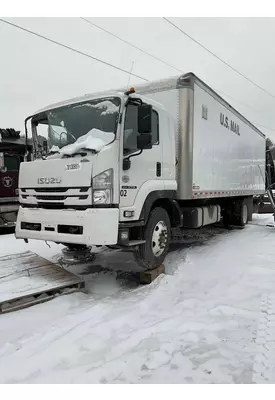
33, 89, 167, 117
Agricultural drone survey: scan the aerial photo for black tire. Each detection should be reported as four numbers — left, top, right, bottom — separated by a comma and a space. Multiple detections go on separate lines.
62, 243, 88, 251
134, 207, 171, 270
233, 200, 248, 227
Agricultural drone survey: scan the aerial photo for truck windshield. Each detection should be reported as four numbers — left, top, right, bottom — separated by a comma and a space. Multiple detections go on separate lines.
35, 97, 120, 155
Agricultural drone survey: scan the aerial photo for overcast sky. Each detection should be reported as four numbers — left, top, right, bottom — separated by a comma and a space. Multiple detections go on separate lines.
1, 17, 275, 139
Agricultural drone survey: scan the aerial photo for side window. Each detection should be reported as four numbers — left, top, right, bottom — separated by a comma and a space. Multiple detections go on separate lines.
4, 154, 20, 171
123, 105, 159, 156
151, 110, 159, 145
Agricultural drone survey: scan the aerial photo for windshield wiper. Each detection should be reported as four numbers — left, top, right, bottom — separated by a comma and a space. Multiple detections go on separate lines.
45, 147, 98, 158
62, 148, 98, 158
81, 147, 98, 154
45, 150, 60, 158
63, 151, 87, 158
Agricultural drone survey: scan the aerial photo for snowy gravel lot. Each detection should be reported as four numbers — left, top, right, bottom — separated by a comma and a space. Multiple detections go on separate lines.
1, 214, 275, 383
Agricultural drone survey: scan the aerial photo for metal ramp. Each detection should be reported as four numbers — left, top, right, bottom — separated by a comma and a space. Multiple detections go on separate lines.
0, 251, 84, 313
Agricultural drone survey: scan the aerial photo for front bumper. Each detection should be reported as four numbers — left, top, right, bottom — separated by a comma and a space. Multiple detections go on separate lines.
15, 207, 119, 245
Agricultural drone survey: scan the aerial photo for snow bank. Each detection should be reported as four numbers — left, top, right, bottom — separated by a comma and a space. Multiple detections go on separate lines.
2, 215, 275, 383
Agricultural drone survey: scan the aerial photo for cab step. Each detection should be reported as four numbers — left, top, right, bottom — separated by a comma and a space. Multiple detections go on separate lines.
127, 240, 146, 246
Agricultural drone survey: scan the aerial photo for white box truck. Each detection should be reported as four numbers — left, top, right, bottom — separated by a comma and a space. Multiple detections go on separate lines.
15, 72, 266, 269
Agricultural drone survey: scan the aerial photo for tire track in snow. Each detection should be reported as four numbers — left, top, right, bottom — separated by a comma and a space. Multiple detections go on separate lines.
252, 294, 275, 383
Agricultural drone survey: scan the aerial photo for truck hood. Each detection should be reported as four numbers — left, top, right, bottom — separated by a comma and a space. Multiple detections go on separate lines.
19, 158, 92, 188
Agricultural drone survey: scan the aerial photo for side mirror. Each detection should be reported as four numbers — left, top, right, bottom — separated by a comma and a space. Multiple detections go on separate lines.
138, 103, 152, 134
137, 133, 152, 150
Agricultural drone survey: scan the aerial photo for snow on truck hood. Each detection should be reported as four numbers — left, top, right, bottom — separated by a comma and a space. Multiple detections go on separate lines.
48, 129, 115, 158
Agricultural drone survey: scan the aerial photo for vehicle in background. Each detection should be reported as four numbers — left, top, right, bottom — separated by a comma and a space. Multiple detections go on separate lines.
0, 128, 32, 228
254, 141, 275, 214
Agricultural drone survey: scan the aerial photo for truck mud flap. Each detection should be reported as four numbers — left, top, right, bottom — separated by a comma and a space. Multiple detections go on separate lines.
0, 251, 84, 313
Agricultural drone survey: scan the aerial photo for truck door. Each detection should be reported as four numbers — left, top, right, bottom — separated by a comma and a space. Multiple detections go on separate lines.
120, 103, 164, 220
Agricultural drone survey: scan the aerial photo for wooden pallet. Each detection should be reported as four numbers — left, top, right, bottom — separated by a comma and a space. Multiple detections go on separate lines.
0, 251, 84, 313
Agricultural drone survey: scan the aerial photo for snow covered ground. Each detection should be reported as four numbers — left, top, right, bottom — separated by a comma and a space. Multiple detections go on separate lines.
1, 214, 275, 383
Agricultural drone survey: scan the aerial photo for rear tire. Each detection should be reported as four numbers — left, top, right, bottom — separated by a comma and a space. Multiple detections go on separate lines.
223, 199, 249, 227
134, 207, 171, 270
233, 199, 248, 227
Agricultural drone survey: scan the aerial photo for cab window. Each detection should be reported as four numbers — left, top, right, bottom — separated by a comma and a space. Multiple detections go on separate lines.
4, 154, 20, 171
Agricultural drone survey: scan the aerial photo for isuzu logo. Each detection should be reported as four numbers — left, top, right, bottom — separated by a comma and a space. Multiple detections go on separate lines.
37, 177, 62, 184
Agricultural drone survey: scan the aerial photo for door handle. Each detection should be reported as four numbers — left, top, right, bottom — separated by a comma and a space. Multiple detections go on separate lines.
156, 162, 161, 177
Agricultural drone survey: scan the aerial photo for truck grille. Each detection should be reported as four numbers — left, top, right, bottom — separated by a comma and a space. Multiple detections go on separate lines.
19, 187, 91, 209
36, 195, 68, 201
21, 187, 89, 193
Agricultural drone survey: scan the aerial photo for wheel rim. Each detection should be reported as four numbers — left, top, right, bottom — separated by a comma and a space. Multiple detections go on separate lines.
151, 220, 168, 257
242, 204, 248, 224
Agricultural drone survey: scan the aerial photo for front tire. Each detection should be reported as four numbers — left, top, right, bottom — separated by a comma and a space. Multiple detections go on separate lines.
134, 207, 171, 270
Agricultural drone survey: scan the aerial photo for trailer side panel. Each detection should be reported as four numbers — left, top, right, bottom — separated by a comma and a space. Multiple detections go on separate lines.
191, 83, 265, 199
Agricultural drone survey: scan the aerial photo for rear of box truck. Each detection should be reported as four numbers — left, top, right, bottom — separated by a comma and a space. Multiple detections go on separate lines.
141, 78, 265, 201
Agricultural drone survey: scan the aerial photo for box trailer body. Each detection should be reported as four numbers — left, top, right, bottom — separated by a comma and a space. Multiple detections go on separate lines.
15, 73, 266, 269
130, 75, 265, 200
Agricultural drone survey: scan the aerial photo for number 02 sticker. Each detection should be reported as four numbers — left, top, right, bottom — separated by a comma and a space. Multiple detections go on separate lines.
120, 189, 127, 197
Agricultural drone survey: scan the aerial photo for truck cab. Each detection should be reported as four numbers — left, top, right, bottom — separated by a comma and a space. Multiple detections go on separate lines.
16, 89, 176, 268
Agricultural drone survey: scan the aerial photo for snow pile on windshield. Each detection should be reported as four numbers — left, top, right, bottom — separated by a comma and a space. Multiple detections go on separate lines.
73, 100, 119, 116
59, 129, 114, 156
